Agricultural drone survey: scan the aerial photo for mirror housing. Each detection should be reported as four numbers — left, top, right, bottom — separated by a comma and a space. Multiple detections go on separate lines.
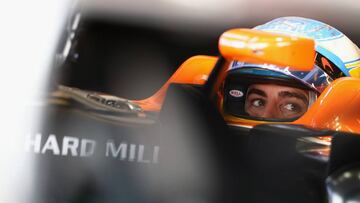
219, 29, 316, 71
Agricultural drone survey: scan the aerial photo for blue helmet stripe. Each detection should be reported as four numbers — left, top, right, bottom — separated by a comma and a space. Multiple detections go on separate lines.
316, 45, 349, 76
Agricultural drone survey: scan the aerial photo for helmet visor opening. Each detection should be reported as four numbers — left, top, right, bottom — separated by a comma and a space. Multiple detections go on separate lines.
223, 63, 321, 121
224, 83, 316, 122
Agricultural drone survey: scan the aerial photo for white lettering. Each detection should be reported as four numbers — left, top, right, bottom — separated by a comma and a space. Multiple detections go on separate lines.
25, 133, 42, 153
105, 141, 127, 160
41, 135, 60, 155
80, 139, 96, 157
137, 145, 150, 163
62, 136, 79, 156
25, 133, 159, 163
129, 144, 136, 161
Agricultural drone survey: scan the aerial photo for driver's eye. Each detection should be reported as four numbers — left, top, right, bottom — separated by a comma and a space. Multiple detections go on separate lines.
283, 103, 296, 111
251, 99, 265, 107
280, 103, 302, 114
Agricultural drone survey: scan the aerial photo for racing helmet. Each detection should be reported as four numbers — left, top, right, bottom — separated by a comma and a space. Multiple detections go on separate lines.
217, 17, 360, 127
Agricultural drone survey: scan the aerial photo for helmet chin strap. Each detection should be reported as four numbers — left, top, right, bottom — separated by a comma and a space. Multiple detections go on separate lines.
308, 91, 317, 109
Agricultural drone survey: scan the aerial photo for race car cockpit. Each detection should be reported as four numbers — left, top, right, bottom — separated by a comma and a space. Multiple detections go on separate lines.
34, 13, 360, 203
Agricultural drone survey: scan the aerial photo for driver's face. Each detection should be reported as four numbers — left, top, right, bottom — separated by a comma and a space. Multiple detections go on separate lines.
245, 84, 309, 119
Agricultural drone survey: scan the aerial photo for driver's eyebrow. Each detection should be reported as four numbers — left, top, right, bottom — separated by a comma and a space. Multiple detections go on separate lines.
278, 91, 308, 104
247, 88, 267, 97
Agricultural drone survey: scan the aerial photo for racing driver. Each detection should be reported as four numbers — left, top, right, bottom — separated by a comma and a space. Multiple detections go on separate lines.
219, 16, 360, 123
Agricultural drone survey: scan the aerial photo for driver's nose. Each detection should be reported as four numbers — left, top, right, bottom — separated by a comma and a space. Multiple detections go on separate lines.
261, 104, 279, 119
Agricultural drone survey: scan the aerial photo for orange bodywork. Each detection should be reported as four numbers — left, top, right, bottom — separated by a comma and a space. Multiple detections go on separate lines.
132, 55, 217, 111
132, 55, 360, 133
295, 77, 360, 133
133, 29, 360, 134
219, 29, 315, 71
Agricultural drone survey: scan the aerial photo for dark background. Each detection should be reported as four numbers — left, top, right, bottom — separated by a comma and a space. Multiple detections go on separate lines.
59, 17, 221, 99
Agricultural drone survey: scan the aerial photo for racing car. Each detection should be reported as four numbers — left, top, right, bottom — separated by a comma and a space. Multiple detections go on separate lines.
37, 16, 360, 203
